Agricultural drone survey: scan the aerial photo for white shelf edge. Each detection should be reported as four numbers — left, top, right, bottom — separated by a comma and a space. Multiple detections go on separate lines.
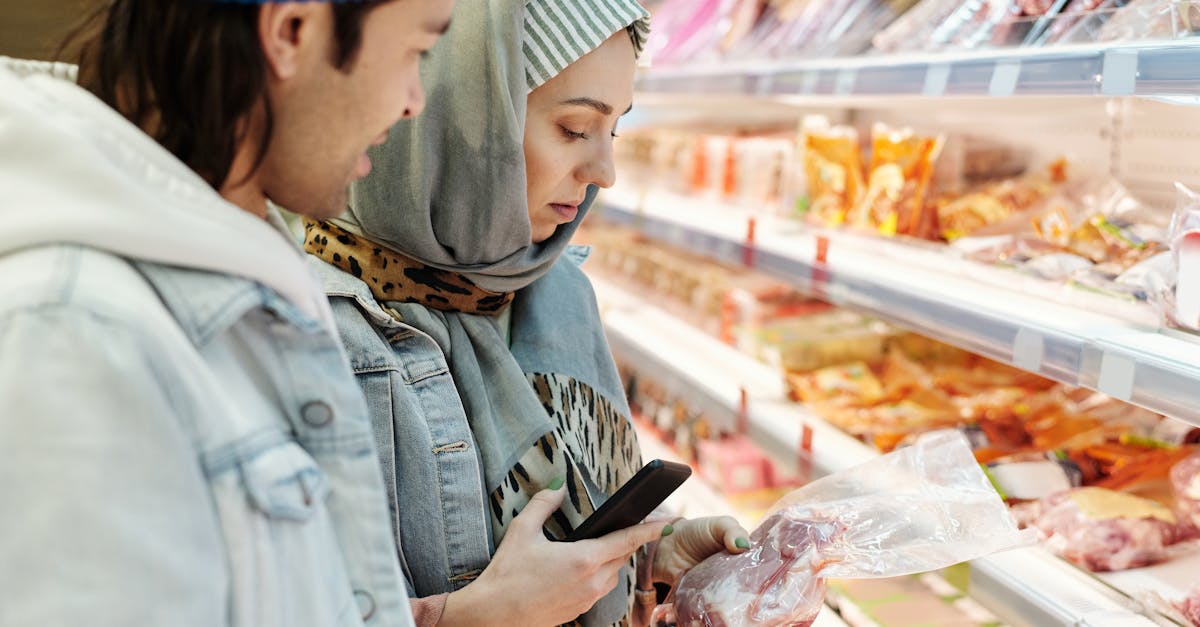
638, 41, 1200, 101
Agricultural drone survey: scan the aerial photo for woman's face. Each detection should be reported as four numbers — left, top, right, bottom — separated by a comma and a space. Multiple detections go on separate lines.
523, 32, 636, 244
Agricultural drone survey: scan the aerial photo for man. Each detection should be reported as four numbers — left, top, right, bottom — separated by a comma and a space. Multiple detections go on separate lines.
0, 1, 452, 625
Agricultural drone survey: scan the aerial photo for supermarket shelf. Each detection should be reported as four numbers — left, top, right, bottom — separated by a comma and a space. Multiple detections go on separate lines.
596, 186, 1200, 427
591, 274, 1170, 627
594, 275, 875, 478
637, 42, 1200, 101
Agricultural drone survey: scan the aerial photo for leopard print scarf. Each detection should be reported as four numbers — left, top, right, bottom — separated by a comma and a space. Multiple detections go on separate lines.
304, 220, 513, 315
305, 219, 644, 626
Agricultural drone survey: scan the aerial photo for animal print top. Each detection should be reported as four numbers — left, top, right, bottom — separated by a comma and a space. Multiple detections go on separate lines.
303, 220, 513, 315
304, 220, 646, 626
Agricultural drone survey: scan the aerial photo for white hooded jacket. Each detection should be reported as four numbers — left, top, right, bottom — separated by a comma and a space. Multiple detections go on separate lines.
0, 59, 414, 627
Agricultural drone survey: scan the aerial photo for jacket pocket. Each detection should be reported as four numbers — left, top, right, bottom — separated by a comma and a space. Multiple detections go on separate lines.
241, 442, 329, 521
211, 441, 360, 627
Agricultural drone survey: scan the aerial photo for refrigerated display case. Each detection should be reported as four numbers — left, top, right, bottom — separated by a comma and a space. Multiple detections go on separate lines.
589, 4, 1200, 624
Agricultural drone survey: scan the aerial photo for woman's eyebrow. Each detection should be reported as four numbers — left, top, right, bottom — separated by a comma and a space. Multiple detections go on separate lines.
560, 97, 634, 116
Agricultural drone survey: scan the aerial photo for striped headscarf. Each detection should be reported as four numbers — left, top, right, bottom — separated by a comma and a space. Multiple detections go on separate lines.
523, 0, 650, 92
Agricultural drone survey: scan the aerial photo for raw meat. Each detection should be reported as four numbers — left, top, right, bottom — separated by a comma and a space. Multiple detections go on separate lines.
1035, 487, 1178, 571
671, 513, 842, 627
1172, 453, 1200, 534
1177, 586, 1200, 627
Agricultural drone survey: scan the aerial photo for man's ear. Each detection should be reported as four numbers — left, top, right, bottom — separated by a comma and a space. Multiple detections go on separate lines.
258, 2, 325, 80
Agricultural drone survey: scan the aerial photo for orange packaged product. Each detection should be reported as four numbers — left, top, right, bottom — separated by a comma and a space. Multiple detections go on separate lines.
1094, 445, 1200, 505
937, 159, 1069, 241
1026, 410, 1106, 451
787, 362, 884, 405
803, 122, 864, 227
861, 389, 961, 452
849, 125, 943, 238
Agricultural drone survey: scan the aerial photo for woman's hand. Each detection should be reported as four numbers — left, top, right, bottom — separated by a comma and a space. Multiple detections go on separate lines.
652, 516, 751, 588
440, 484, 668, 627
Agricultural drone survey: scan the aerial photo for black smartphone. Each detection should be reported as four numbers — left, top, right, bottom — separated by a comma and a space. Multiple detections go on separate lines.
564, 459, 692, 542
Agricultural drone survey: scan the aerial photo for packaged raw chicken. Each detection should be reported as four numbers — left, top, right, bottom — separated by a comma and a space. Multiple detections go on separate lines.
656, 431, 1028, 627
1033, 487, 1179, 571
849, 124, 943, 238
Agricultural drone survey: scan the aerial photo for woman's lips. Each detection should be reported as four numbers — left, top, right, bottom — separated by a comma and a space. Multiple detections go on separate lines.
550, 203, 579, 222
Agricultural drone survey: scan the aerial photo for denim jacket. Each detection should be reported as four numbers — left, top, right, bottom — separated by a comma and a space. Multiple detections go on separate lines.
310, 258, 495, 599
0, 57, 413, 627
0, 247, 414, 627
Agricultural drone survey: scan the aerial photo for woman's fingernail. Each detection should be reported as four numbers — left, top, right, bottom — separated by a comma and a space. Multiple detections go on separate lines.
661, 524, 674, 537
735, 537, 750, 549
548, 477, 564, 491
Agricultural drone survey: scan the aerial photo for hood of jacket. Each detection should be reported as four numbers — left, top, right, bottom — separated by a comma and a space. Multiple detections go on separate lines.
0, 58, 333, 326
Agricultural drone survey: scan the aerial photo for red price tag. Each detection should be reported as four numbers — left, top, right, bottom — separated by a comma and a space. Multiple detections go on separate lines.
737, 387, 749, 435
797, 423, 814, 483
742, 217, 757, 268
811, 235, 830, 300
815, 235, 829, 264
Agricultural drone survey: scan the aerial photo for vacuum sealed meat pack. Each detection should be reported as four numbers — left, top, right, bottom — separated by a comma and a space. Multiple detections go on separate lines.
656, 431, 1028, 626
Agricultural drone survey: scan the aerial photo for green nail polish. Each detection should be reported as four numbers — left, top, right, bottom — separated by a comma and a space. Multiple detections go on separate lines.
661, 524, 674, 537
548, 477, 564, 491
735, 537, 750, 549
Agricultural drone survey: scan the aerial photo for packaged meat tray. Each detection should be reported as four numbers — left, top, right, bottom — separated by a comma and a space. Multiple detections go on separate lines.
1033, 487, 1180, 571
657, 431, 1027, 626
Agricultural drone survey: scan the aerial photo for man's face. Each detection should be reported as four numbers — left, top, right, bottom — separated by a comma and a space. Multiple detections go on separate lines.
259, 0, 454, 220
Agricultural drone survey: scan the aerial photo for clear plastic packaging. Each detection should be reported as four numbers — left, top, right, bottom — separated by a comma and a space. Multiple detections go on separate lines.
1167, 182, 1200, 330
1096, 0, 1187, 41
656, 431, 1028, 627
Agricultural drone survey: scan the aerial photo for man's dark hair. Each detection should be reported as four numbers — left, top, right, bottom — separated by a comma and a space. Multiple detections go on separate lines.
60, 1, 383, 189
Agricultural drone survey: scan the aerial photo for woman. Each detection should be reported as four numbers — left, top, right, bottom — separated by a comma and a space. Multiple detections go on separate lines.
305, 2, 750, 625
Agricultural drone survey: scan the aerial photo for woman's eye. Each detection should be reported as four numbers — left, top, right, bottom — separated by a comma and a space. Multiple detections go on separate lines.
560, 126, 588, 140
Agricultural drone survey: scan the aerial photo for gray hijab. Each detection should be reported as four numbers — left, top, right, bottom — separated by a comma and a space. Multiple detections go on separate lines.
338, 0, 649, 293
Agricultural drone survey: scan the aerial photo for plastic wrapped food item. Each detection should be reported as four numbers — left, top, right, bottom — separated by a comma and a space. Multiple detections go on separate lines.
660, 431, 1027, 627
848, 124, 943, 238
802, 119, 865, 228
1167, 183, 1200, 330
983, 451, 1085, 501
936, 160, 1068, 241
1042, 0, 1122, 44
787, 362, 884, 404
644, 0, 729, 65
872, 0, 970, 52
1096, 0, 1188, 41
1172, 452, 1200, 533
1177, 585, 1200, 627
1034, 487, 1178, 571
1093, 445, 1199, 504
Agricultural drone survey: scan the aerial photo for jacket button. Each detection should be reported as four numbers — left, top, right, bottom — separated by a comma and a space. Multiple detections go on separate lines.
354, 589, 376, 621
300, 401, 334, 428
